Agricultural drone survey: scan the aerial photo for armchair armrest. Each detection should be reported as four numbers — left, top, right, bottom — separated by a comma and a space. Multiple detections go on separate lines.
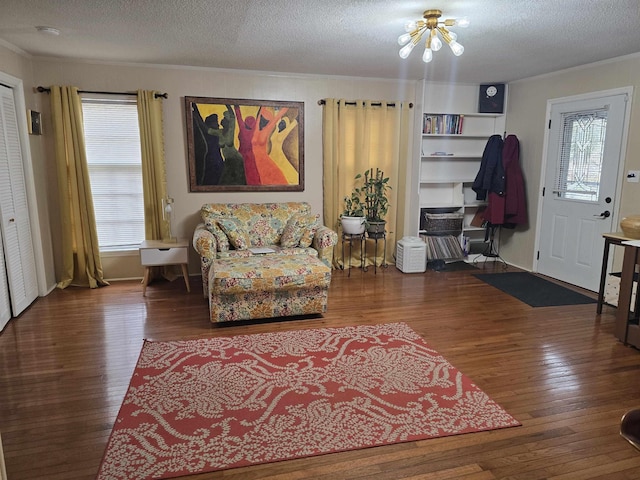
193, 223, 217, 259
193, 223, 217, 297
313, 225, 338, 268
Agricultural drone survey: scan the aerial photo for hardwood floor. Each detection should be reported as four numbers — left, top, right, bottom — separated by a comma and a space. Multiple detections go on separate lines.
1, 263, 640, 479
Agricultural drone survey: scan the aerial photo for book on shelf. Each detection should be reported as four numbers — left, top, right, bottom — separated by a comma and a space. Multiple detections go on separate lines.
423, 113, 464, 135
470, 207, 487, 228
419, 234, 465, 261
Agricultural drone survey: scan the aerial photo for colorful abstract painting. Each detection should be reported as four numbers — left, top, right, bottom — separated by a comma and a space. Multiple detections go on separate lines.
185, 97, 304, 191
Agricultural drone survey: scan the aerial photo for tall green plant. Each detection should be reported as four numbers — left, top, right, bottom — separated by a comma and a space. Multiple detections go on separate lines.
341, 169, 391, 221
362, 168, 391, 222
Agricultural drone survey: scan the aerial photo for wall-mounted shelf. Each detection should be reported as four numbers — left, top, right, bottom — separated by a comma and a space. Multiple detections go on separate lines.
415, 88, 507, 260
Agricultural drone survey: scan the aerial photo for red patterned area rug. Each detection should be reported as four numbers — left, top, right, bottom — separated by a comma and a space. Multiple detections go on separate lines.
97, 322, 520, 479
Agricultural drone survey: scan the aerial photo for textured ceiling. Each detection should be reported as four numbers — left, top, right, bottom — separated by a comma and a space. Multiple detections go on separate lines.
1, 0, 639, 84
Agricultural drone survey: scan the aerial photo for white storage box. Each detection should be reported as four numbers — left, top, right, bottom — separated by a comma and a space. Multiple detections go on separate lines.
396, 237, 427, 273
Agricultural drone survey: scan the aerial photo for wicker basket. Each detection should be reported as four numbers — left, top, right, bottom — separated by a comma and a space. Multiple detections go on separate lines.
423, 212, 463, 235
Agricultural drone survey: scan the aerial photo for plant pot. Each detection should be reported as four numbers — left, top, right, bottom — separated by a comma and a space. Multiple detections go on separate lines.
366, 220, 386, 238
341, 216, 365, 235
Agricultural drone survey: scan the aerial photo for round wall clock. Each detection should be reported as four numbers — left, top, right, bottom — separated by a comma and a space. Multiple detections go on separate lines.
485, 85, 498, 97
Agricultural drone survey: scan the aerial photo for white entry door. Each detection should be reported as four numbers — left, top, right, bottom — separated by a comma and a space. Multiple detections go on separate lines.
537, 92, 629, 292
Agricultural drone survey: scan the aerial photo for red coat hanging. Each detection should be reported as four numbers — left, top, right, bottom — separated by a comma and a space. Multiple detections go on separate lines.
483, 134, 527, 227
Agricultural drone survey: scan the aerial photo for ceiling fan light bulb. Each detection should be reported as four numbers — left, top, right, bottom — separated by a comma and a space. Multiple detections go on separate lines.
404, 20, 417, 32
399, 42, 416, 59
455, 17, 470, 28
422, 48, 433, 63
449, 41, 464, 56
431, 35, 442, 51
398, 33, 411, 46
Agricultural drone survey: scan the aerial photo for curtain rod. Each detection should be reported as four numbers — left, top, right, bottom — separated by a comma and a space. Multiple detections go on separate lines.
36, 86, 168, 99
317, 99, 413, 108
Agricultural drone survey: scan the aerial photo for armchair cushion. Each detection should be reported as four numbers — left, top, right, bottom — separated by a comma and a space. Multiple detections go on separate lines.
216, 217, 250, 250
281, 213, 319, 248
299, 214, 320, 248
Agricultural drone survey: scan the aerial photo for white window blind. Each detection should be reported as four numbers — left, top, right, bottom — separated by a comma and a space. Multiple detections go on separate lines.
81, 96, 145, 251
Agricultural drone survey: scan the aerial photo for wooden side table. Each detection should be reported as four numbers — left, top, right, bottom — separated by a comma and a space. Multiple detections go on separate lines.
139, 239, 190, 296
597, 232, 633, 313
615, 240, 640, 347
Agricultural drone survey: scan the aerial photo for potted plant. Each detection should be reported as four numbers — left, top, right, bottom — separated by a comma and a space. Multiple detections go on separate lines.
362, 168, 391, 238
340, 174, 366, 235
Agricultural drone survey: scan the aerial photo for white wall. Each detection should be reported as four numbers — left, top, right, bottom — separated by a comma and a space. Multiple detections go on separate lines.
32, 58, 417, 279
503, 53, 640, 272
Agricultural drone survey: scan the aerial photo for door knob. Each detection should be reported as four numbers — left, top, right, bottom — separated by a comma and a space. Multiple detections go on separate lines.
594, 210, 611, 218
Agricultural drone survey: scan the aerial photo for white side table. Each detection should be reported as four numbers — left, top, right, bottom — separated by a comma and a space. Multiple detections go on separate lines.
139, 239, 191, 296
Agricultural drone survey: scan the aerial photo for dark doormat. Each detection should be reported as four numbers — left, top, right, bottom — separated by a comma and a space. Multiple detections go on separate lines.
427, 260, 478, 272
473, 272, 597, 307
443, 261, 479, 272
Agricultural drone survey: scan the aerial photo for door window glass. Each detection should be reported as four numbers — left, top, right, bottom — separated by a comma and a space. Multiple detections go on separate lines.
554, 108, 608, 202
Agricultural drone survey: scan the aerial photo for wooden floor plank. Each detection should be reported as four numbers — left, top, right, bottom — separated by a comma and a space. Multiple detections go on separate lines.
1, 264, 640, 479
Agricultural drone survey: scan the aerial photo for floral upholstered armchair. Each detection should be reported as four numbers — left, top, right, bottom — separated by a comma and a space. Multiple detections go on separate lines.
192, 202, 338, 296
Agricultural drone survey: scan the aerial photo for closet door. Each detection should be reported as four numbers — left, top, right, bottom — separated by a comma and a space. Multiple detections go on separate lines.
0, 234, 9, 330
0, 84, 38, 319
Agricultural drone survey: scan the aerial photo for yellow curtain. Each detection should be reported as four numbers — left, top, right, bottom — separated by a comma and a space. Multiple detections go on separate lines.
137, 90, 168, 241
322, 99, 411, 269
50, 86, 108, 289
137, 90, 171, 281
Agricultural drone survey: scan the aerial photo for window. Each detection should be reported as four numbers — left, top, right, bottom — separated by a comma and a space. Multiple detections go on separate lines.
81, 96, 145, 251
555, 108, 608, 203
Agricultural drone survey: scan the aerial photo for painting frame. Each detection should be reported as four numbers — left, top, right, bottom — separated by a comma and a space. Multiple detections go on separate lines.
28, 109, 42, 135
184, 96, 304, 192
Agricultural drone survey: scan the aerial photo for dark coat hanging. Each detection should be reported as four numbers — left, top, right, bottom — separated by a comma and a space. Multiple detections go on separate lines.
472, 134, 504, 201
